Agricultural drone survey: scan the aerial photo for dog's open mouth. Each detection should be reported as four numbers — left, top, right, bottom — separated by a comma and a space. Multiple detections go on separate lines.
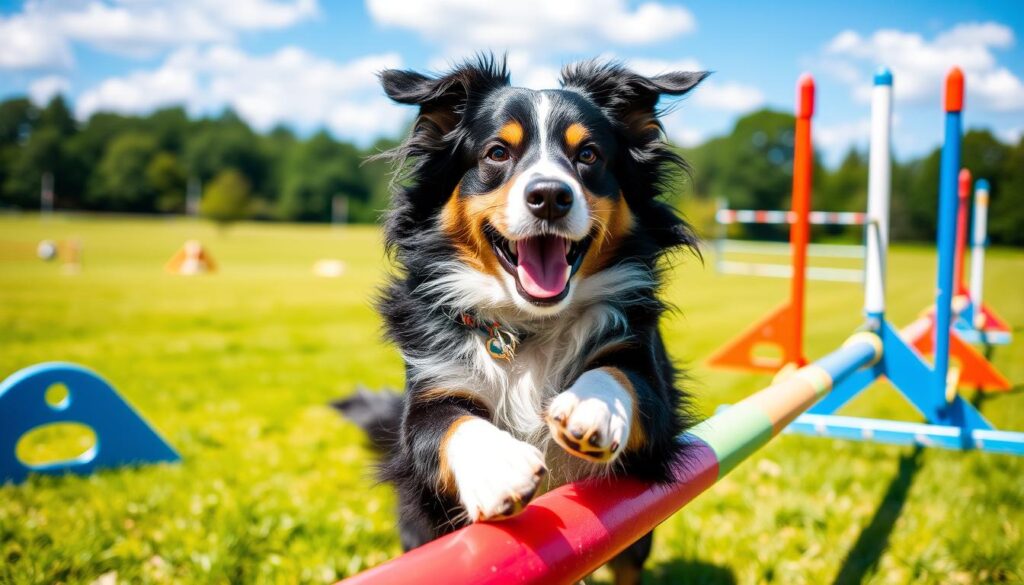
486, 224, 591, 305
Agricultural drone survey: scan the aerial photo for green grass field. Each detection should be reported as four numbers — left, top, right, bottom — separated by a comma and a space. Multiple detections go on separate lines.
1, 214, 1022, 584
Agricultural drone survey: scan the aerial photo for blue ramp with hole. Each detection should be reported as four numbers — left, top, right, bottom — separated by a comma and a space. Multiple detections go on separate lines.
0, 362, 179, 484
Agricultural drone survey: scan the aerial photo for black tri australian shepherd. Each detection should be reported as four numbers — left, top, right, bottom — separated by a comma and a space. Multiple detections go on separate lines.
336, 55, 707, 584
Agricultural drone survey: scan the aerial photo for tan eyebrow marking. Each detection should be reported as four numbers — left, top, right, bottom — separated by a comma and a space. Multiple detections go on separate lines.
498, 121, 524, 147
565, 122, 589, 148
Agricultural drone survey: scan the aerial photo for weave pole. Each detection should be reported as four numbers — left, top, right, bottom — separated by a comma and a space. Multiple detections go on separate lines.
932, 67, 962, 401
339, 334, 882, 585
968, 179, 989, 329
705, 74, 815, 373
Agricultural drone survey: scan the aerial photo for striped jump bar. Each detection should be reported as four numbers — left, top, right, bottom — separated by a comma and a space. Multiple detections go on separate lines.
716, 209, 867, 226
338, 333, 882, 585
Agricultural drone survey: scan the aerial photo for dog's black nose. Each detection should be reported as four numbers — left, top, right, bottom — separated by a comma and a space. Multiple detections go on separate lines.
525, 179, 573, 221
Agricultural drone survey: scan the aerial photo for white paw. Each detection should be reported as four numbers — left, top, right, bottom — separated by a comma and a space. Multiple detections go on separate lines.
546, 369, 632, 463
446, 418, 547, 522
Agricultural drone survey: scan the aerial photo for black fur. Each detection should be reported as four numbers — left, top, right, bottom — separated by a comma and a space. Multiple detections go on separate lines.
337, 55, 707, 582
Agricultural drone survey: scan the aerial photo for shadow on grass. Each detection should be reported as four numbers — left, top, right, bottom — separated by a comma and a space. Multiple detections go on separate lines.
646, 557, 737, 584
831, 446, 924, 585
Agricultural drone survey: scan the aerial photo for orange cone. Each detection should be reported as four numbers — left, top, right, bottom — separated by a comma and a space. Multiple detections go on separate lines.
165, 240, 216, 275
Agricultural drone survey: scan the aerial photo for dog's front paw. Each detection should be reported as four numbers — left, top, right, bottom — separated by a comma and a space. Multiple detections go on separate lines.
546, 371, 632, 463
446, 418, 547, 522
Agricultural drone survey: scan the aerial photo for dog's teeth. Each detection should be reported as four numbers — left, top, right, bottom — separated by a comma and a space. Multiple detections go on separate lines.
508, 240, 518, 257
564, 239, 571, 254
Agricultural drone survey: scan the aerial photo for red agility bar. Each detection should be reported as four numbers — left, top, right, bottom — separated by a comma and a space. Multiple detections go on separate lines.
339, 337, 881, 585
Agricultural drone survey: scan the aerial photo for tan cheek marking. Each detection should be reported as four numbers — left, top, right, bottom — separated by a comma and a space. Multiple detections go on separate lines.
579, 192, 634, 277
599, 367, 646, 450
498, 121, 524, 148
565, 123, 589, 149
440, 182, 515, 277
438, 415, 476, 494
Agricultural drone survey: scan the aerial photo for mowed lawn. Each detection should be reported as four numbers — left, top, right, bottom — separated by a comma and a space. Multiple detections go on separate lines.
1, 214, 1021, 585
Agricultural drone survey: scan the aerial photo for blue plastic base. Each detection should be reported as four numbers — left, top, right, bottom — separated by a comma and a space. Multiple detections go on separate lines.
953, 320, 1011, 345
786, 414, 1024, 456
0, 362, 180, 484
791, 317, 1024, 456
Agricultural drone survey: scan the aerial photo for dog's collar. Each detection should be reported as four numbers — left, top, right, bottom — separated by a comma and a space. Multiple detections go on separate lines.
454, 312, 521, 361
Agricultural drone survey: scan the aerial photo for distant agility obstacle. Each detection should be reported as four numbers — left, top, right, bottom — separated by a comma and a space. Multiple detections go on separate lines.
165, 239, 216, 275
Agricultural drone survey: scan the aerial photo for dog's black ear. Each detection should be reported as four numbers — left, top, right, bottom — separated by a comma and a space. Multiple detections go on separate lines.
560, 61, 708, 143
381, 55, 510, 139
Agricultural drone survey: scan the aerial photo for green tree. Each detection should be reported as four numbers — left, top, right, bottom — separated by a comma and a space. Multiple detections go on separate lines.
1, 96, 87, 209
200, 168, 251, 226
989, 138, 1024, 246
146, 151, 187, 213
278, 131, 367, 222
0, 97, 35, 146
3, 127, 62, 208
185, 111, 267, 199
88, 132, 160, 211
38, 95, 76, 137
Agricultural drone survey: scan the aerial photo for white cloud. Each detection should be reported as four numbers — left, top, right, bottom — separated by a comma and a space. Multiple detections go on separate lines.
76, 46, 408, 144
0, 0, 319, 68
627, 57, 765, 113
824, 21, 1024, 112
366, 0, 694, 53
28, 75, 71, 105
691, 81, 765, 112
667, 126, 704, 148
627, 57, 704, 77
0, 11, 74, 70
816, 118, 871, 152
998, 126, 1022, 145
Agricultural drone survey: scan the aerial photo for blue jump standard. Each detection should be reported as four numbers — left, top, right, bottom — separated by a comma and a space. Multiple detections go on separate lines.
786, 70, 1024, 457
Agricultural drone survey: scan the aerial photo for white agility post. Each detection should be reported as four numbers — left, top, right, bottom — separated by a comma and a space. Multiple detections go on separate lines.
969, 179, 990, 330
864, 67, 892, 323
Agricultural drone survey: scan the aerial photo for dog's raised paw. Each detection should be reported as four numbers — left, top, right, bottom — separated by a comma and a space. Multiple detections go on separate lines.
446, 419, 547, 522
546, 378, 631, 463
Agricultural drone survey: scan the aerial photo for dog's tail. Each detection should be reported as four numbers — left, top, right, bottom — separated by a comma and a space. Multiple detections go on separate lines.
331, 386, 403, 456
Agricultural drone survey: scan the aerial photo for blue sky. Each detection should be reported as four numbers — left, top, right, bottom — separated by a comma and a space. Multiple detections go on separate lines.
1, 0, 1022, 165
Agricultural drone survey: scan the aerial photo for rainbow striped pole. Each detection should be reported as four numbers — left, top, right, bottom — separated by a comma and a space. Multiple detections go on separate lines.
933, 68, 963, 403
339, 335, 883, 585
863, 67, 892, 325
969, 179, 990, 330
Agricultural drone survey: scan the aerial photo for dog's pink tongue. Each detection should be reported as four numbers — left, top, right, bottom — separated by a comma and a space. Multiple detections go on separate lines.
516, 236, 571, 298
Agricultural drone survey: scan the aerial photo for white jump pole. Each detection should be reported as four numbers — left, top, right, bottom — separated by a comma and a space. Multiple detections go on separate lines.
864, 67, 893, 325
969, 179, 990, 330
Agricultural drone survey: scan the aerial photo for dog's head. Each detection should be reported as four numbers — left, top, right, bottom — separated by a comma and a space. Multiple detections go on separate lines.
381, 56, 706, 318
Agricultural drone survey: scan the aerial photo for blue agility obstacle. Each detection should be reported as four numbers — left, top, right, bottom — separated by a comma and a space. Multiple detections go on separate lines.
784, 67, 1024, 456
0, 362, 179, 484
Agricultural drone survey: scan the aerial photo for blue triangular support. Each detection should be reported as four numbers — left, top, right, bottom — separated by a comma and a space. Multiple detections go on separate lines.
808, 320, 992, 434
0, 362, 180, 484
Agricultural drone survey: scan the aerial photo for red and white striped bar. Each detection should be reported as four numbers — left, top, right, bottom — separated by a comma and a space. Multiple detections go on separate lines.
716, 209, 866, 226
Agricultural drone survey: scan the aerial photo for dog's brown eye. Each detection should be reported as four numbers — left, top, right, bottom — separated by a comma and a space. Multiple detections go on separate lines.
578, 146, 598, 165
487, 145, 510, 162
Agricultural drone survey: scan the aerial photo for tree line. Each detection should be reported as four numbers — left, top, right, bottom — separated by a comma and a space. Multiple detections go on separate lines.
1, 96, 1021, 245
681, 109, 1024, 246
0, 95, 396, 225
